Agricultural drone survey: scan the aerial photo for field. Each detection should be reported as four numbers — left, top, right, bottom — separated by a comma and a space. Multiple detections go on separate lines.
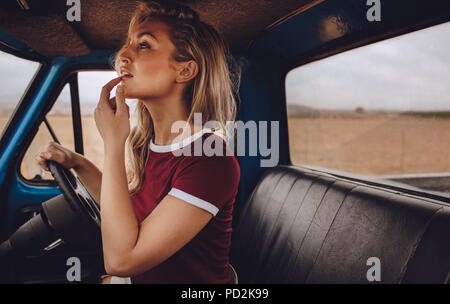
0, 114, 137, 180
2, 113, 450, 179
288, 114, 450, 176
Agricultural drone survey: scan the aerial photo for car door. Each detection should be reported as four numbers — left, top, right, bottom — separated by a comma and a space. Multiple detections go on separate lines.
0, 44, 115, 282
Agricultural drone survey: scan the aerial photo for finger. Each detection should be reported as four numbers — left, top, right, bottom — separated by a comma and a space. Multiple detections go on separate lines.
100, 77, 122, 105
40, 150, 64, 166
36, 154, 49, 171
109, 97, 117, 111
45, 141, 54, 151
46, 144, 62, 155
115, 86, 126, 116
46, 141, 60, 152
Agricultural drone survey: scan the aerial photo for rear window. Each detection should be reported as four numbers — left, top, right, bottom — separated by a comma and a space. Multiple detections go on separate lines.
285, 22, 450, 193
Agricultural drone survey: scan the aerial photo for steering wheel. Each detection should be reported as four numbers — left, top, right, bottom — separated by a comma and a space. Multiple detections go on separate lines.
0, 160, 103, 263
47, 160, 101, 228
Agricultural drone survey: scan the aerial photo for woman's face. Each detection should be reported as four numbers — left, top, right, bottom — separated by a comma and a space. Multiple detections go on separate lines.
118, 20, 182, 99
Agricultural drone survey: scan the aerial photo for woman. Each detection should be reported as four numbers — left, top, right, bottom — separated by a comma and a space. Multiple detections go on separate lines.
36, 0, 240, 284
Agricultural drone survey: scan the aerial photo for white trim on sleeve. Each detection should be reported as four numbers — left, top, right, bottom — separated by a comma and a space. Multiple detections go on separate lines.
168, 188, 219, 216
150, 128, 212, 153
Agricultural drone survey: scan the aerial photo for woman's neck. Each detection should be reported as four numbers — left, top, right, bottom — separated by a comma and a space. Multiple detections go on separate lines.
141, 97, 194, 146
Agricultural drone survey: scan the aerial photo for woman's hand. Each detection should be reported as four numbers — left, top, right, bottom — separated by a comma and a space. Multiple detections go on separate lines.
36, 141, 81, 171
37, 141, 104, 203
94, 77, 130, 148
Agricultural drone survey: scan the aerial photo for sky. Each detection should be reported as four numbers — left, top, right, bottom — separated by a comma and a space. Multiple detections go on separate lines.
0, 54, 137, 115
1, 21, 450, 114
51, 71, 139, 115
285, 21, 450, 112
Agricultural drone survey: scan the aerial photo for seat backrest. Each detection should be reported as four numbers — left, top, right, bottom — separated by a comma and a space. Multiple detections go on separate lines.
230, 166, 450, 283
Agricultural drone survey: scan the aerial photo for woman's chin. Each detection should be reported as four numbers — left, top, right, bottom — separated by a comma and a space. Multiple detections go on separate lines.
122, 90, 147, 100
121, 86, 149, 100
120, 85, 133, 98
123, 91, 139, 99
123, 92, 134, 99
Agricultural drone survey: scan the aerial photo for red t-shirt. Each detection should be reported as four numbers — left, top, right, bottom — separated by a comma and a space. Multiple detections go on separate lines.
129, 129, 240, 284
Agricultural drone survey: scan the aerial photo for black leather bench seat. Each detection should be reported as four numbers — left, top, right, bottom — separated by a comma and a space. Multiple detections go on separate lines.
230, 166, 450, 283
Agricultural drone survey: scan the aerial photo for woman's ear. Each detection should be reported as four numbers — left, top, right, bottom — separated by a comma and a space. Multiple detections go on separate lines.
176, 60, 198, 83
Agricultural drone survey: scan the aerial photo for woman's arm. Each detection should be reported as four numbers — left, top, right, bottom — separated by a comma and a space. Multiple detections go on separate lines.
100, 143, 139, 274
73, 153, 103, 204
105, 195, 213, 277
100, 145, 214, 277
94, 80, 215, 276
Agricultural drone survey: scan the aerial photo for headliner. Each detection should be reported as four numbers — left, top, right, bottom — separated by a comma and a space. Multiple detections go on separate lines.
0, 0, 320, 57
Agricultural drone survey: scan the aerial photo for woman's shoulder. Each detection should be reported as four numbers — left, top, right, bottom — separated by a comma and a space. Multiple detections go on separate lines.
171, 131, 234, 157
174, 132, 240, 179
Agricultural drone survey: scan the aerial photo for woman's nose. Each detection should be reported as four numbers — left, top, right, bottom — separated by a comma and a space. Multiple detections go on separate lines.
120, 53, 131, 64
119, 48, 132, 64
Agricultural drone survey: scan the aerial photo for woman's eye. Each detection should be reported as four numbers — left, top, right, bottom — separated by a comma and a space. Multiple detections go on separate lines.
138, 42, 150, 50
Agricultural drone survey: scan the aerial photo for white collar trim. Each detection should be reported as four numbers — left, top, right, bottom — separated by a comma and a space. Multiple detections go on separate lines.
150, 128, 211, 153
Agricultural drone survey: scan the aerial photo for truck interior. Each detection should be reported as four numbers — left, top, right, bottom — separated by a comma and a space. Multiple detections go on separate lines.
0, 0, 449, 283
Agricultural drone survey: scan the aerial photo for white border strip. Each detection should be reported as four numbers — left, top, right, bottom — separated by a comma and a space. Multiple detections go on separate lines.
168, 188, 219, 216
110, 276, 131, 284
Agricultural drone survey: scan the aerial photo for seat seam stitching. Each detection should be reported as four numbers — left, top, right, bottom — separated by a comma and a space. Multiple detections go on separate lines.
255, 174, 299, 281
274, 174, 320, 282
304, 184, 357, 283
397, 206, 444, 283
288, 178, 336, 282
245, 170, 285, 281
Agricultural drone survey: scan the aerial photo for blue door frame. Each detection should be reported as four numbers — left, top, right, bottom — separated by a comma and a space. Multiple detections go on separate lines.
0, 50, 114, 235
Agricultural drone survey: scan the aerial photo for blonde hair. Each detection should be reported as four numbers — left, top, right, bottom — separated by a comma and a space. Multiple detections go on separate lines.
114, 1, 238, 194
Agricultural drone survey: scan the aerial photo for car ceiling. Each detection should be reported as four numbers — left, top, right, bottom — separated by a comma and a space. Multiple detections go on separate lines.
0, 0, 320, 58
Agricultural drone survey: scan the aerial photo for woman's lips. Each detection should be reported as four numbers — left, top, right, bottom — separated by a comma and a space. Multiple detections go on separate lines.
120, 67, 134, 80
121, 75, 133, 80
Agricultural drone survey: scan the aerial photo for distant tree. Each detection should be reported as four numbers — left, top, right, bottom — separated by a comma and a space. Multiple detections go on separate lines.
355, 106, 365, 114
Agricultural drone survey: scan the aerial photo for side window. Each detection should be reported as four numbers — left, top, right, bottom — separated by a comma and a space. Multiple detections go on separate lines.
78, 71, 137, 170
285, 22, 450, 193
20, 84, 75, 181
0, 51, 40, 136
20, 70, 136, 181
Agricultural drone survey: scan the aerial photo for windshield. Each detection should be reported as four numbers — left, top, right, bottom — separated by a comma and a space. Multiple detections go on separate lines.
0, 50, 40, 136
